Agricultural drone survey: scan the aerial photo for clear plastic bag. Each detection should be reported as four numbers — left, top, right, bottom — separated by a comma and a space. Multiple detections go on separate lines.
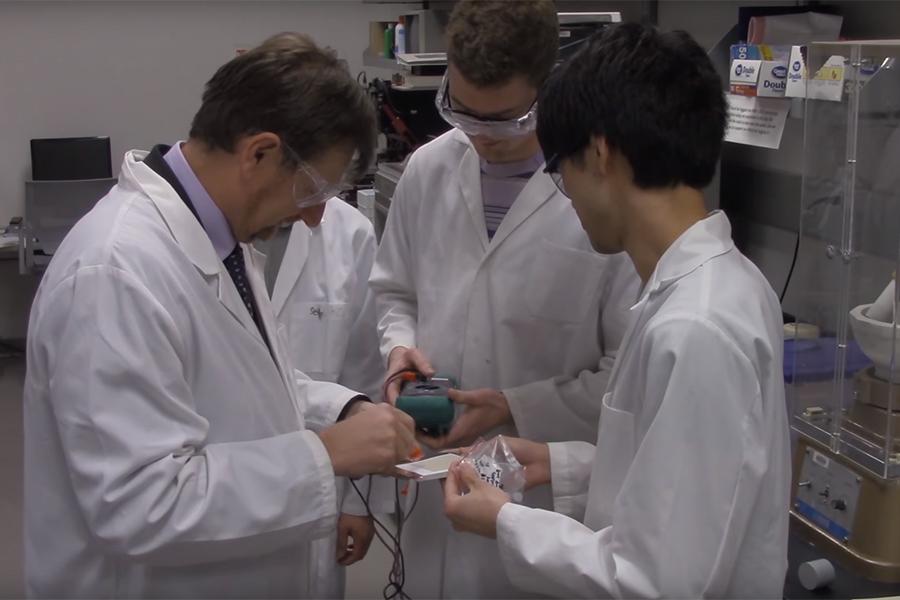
461, 435, 526, 503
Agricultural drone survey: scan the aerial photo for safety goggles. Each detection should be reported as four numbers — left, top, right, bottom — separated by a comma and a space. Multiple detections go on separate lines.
434, 73, 538, 139
282, 141, 351, 209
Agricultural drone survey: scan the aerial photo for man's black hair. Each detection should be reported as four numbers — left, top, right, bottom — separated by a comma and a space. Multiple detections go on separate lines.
538, 22, 726, 189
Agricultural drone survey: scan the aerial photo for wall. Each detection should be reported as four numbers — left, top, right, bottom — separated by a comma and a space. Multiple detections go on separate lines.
0, 0, 417, 225
0, 0, 411, 338
658, 0, 793, 50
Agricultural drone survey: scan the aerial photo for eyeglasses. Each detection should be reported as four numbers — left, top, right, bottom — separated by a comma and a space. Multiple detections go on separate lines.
434, 73, 538, 139
282, 141, 352, 209
544, 153, 568, 197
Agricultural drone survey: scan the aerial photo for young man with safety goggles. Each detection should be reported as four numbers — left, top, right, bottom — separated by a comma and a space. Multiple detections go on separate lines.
369, 1, 640, 597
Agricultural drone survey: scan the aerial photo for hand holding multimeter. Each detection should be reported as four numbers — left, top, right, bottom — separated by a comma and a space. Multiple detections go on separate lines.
386, 363, 516, 452
392, 372, 458, 435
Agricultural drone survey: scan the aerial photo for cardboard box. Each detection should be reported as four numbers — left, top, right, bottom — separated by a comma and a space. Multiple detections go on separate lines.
730, 45, 789, 97
785, 46, 807, 98
808, 55, 846, 102
757, 60, 789, 97
730, 59, 761, 96
730, 43, 792, 61
731, 43, 763, 60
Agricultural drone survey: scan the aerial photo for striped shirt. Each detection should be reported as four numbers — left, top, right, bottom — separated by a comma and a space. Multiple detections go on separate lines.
480, 152, 544, 239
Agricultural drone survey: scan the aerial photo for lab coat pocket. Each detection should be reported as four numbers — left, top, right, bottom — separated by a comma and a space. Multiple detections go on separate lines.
586, 391, 636, 529
526, 238, 605, 324
284, 302, 352, 382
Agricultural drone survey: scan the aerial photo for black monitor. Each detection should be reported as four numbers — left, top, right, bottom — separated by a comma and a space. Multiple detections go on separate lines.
30, 136, 112, 181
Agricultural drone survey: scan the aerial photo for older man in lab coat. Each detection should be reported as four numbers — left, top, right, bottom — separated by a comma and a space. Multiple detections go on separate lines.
370, 1, 639, 597
23, 33, 416, 599
444, 23, 791, 599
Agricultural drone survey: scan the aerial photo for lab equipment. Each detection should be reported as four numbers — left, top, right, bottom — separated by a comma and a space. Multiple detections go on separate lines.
866, 278, 896, 323
396, 375, 456, 433
788, 41, 900, 584
367, 78, 449, 165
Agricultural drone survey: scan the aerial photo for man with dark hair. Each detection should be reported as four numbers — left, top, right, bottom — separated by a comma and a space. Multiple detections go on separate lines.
371, 1, 638, 597
444, 23, 790, 598
24, 32, 416, 598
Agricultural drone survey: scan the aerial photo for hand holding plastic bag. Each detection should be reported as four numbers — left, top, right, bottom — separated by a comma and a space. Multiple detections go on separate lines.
460, 435, 526, 503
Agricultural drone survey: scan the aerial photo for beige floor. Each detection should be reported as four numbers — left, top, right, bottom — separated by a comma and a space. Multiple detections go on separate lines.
0, 355, 397, 599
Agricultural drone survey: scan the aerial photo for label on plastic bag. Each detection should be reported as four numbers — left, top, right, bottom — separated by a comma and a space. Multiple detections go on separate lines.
461, 435, 527, 503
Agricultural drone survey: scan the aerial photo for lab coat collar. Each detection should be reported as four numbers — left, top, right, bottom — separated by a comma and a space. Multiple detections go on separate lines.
122, 150, 222, 277
120, 150, 266, 345
642, 210, 735, 299
246, 244, 297, 404
487, 171, 556, 254
456, 135, 556, 257
270, 221, 312, 317
457, 144, 490, 253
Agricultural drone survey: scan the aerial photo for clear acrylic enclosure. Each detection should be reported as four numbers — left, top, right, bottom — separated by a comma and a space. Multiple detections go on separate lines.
789, 41, 900, 480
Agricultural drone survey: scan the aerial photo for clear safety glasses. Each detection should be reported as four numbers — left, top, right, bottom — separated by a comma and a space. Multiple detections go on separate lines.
282, 141, 351, 209
434, 73, 539, 139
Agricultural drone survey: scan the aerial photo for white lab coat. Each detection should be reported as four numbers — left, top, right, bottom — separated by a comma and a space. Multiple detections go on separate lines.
370, 129, 640, 598
270, 199, 390, 599
272, 199, 383, 400
496, 212, 791, 598
23, 150, 359, 599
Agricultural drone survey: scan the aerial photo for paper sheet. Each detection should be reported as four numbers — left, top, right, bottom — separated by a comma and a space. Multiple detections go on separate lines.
395, 453, 460, 481
724, 94, 790, 150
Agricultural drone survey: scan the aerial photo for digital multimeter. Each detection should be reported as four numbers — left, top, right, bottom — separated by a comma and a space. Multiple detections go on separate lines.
396, 375, 457, 434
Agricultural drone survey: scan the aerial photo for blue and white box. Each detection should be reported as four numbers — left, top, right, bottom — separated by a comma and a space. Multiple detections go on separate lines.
786, 45, 808, 98
757, 61, 789, 97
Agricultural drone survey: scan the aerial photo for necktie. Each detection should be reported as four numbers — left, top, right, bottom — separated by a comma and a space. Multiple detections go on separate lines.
224, 245, 260, 327
224, 246, 277, 357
